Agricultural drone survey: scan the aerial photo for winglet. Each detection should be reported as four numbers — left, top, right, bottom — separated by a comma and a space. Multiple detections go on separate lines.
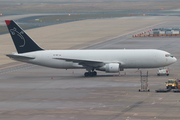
5, 20, 11, 26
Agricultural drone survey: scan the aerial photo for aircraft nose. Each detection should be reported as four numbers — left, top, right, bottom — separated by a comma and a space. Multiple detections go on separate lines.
173, 57, 177, 63
166, 56, 177, 65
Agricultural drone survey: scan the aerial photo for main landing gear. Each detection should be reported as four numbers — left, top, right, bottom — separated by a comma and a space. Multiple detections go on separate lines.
84, 71, 97, 77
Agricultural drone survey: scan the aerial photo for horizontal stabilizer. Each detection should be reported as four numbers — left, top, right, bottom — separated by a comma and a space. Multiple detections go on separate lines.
6, 54, 35, 60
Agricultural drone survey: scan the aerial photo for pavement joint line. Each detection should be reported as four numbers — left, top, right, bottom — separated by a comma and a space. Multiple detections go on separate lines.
123, 101, 143, 113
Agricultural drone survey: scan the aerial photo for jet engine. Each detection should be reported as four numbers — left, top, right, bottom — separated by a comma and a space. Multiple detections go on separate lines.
97, 63, 120, 73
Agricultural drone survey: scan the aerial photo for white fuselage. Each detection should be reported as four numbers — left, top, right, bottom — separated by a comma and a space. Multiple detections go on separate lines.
14, 49, 177, 70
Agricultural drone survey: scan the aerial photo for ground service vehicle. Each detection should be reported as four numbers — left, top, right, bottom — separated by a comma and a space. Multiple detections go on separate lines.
157, 67, 169, 76
166, 79, 178, 89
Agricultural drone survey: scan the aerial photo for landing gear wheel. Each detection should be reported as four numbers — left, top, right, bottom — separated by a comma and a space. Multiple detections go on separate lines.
93, 71, 97, 76
84, 72, 89, 77
84, 71, 97, 77
90, 72, 94, 77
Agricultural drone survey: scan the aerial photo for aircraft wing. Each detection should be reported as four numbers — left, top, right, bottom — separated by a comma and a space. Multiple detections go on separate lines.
6, 54, 35, 60
54, 58, 105, 67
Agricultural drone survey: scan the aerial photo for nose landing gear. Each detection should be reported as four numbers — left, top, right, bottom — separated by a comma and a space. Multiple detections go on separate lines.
84, 71, 97, 77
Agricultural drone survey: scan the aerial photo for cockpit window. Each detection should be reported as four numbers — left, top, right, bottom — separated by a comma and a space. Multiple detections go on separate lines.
165, 54, 173, 58
170, 54, 173, 58
168, 80, 175, 83
165, 54, 169, 57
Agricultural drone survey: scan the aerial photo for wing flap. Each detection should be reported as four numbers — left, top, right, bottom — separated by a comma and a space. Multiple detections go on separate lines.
54, 58, 104, 67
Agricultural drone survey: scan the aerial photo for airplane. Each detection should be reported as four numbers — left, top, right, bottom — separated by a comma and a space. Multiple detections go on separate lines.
5, 20, 177, 77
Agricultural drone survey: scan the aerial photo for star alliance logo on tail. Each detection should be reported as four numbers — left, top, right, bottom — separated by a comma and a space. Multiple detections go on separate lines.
10, 27, 25, 47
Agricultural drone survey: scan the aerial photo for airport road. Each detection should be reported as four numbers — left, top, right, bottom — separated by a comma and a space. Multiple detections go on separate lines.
0, 16, 180, 120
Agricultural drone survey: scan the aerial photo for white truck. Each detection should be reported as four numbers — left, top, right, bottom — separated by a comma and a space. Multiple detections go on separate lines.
157, 67, 169, 76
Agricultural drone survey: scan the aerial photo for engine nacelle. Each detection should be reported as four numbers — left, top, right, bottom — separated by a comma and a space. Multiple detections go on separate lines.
97, 63, 120, 73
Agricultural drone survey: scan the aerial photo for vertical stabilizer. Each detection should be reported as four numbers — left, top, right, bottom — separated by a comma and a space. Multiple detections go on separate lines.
5, 20, 43, 53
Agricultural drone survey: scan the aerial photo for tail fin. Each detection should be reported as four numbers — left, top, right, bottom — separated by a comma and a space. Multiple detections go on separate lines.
5, 20, 43, 53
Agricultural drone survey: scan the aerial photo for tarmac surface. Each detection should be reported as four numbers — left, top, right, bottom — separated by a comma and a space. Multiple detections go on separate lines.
1, 16, 180, 120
